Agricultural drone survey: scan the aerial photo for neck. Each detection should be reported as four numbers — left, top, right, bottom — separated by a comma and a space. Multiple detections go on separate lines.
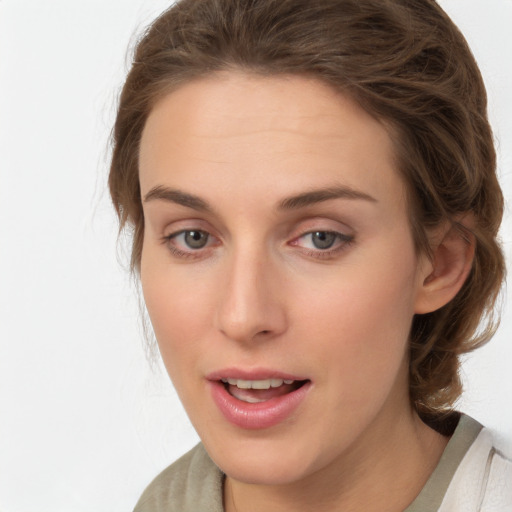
224, 407, 448, 512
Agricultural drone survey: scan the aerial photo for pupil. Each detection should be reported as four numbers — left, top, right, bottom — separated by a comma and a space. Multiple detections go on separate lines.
312, 231, 336, 249
185, 230, 208, 249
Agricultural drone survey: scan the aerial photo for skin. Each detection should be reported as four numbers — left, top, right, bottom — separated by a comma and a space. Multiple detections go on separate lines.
138, 72, 469, 511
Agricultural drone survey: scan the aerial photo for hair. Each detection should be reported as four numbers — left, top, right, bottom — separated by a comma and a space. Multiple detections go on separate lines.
109, 0, 505, 419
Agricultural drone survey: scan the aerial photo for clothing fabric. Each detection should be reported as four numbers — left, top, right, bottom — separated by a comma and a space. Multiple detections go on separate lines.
133, 414, 512, 511
408, 415, 512, 511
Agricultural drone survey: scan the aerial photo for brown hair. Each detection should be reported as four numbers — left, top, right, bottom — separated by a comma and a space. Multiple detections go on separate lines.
109, 0, 505, 417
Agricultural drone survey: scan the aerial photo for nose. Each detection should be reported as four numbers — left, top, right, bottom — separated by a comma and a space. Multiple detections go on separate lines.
214, 247, 288, 344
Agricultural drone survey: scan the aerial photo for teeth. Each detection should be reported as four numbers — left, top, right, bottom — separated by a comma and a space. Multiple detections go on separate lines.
240, 396, 267, 403
220, 378, 295, 389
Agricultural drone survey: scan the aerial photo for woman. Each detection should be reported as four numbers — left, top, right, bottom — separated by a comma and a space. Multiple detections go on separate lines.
109, 0, 510, 510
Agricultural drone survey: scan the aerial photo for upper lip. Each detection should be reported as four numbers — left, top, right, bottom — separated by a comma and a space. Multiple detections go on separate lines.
206, 367, 309, 382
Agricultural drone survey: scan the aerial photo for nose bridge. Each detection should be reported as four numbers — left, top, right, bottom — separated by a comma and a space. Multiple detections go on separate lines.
215, 239, 286, 343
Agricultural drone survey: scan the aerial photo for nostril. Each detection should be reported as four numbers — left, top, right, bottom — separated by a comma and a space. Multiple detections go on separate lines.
254, 329, 273, 338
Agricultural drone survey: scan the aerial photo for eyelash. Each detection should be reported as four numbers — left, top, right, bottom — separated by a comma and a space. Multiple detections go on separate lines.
161, 229, 355, 261
162, 230, 217, 260
290, 231, 354, 260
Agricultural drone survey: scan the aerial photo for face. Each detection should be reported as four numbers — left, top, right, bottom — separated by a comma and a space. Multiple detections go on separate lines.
139, 72, 429, 485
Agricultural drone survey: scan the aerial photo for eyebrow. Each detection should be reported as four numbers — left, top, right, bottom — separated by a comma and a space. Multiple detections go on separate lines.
143, 185, 212, 212
278, 186, 377, 210
143, 184, 377, 212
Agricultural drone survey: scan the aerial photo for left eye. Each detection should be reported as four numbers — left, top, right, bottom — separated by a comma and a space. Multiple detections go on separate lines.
296, 231, 352, 250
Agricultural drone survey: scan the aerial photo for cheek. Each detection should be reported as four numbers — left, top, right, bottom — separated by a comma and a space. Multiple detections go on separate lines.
294, 245, 419, 388
140, 254, 215, 377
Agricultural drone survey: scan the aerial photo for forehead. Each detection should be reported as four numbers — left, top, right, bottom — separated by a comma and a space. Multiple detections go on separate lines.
139, 72, 407, 212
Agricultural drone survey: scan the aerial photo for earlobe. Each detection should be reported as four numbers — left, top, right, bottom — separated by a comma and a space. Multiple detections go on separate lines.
414, 220, 475, 314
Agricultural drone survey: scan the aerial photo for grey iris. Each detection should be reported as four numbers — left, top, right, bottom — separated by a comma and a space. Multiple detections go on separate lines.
185, 230, 208, 249
312, 231, 336, 249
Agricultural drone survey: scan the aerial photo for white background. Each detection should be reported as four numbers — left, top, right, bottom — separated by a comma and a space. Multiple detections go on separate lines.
0, 1, 510, 511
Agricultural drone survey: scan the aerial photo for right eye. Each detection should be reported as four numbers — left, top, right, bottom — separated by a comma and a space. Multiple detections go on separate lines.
164, 229, 218, 258
176, 230, 210, 249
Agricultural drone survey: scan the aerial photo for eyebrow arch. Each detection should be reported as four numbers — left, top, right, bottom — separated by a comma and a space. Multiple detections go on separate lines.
279, 186, 377, 210
143, 185, 212, 212
143, 184, 376, 212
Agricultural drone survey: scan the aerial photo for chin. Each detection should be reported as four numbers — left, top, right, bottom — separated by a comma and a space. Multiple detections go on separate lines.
220, 454, 312, 486
201, 429, 328, 486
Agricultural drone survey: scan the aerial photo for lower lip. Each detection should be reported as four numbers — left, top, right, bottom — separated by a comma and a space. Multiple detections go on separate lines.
209, 380, 311, 430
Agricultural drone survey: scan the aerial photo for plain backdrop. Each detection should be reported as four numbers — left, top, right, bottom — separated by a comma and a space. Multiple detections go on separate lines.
0, 1, 511, 511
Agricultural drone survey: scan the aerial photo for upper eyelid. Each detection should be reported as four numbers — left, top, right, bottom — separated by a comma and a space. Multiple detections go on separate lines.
165, 229, 217, 244
163, 220, 219, 239
162, 225, 352, 241
159, 211, 352, 230
292, 230, 353, 245
290, 213, 353, 229
165, 227, 209, 237
161, 217, 354, 243
289, 221, 354, 240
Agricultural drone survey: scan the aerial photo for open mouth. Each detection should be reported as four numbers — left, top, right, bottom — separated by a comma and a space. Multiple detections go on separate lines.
209, 373, 312, 429
221, 378, 309, 403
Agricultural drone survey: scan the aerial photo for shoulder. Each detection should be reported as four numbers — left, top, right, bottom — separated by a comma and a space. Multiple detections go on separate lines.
133, 443, 225, 512
440, 416, 512, 511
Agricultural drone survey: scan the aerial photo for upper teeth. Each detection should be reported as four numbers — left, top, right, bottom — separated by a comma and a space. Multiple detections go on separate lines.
221, 378, 294, 389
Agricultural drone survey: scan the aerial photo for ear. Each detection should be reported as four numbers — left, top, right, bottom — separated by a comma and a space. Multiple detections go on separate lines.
414, 217, 475, 314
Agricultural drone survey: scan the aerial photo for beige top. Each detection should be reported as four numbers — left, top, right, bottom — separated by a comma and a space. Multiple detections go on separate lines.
133, 414, 512, 511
